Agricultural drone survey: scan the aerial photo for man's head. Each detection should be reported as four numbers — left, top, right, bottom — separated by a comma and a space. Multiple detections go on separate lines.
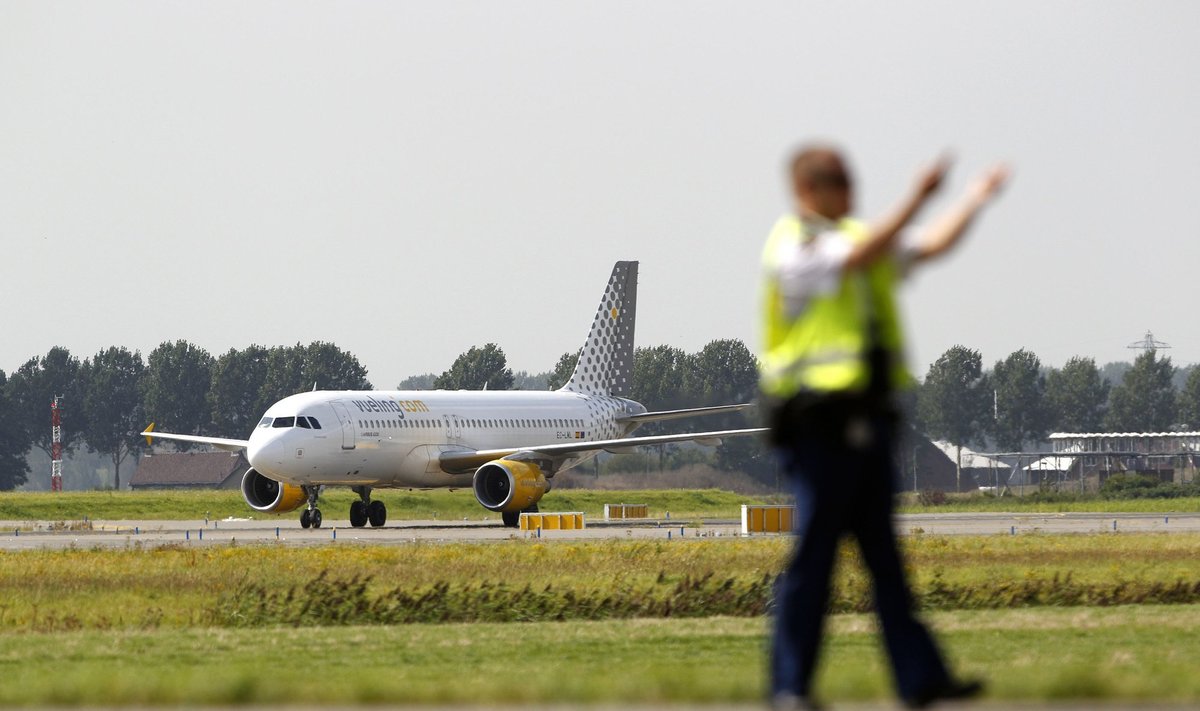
789, 145, 853, 220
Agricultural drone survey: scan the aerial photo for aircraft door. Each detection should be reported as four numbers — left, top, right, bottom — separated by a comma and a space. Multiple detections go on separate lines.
445, 415, 462, 444
329, 401, 356, 450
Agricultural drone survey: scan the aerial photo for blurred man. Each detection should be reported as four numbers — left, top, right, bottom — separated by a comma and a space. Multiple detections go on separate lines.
760, 145, 1008, 709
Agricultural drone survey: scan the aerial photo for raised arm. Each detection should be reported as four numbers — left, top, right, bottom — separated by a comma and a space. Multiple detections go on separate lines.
910, 164, 1010, 263
846, 157, 950, 270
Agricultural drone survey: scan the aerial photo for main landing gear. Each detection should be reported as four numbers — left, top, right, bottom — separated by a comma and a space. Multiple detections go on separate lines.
502, 503, 539, 528
349, 486, 387, 528
299, 485, 323, 529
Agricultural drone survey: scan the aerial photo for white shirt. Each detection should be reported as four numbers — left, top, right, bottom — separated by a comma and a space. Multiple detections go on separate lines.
769, 219, 919, 319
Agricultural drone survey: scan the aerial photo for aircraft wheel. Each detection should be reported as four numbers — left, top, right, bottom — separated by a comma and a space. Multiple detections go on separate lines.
311, 508, 323, 529
502, 511, 520, 528
300, 509, 312, 529
367, 500, 387, 527
349, 501, 367, 528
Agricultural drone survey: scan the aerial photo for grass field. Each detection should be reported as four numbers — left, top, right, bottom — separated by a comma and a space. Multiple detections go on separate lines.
4, 489, 1200, 704
2, 608, 1200, 705
898, 494, 1200, 514
0, 488, 775, 522
8, 487, 1200, 523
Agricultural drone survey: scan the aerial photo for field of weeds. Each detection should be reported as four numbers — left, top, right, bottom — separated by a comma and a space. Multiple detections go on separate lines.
4, 533, 1200, 630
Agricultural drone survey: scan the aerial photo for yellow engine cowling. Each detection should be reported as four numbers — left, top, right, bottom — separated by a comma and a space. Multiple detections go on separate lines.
472, 460, 548, 513
240, 468, 307, 513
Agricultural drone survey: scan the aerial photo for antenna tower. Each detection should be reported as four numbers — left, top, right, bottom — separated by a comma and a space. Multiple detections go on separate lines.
1127, 330, 1171, 352
50, 396, 63, 492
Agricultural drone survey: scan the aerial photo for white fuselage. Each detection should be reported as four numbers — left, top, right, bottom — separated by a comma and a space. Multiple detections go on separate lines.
247, 390, 644, 488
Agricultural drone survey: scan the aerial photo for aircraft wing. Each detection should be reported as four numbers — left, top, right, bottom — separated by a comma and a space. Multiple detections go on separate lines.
141, 427, 249, 453
617, 403, 756, 424
438, 427, 768, 475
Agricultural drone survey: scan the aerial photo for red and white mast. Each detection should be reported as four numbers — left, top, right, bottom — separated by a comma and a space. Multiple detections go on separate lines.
50, 396, 63, 492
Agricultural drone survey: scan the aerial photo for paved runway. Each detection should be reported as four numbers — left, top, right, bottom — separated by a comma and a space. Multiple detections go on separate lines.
0, 511, 1197, 549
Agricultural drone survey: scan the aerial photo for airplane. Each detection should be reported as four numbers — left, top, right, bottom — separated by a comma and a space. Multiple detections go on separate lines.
142, 261, 766, 528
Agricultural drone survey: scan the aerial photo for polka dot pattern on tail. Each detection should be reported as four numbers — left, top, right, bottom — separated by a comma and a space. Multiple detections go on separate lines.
560, 261, 638, 398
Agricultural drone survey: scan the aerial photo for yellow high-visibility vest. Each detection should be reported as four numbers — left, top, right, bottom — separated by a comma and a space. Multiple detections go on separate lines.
759, 215, 910, 398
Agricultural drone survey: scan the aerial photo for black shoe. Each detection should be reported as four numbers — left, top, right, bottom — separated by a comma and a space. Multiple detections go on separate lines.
904, 677, 985, 708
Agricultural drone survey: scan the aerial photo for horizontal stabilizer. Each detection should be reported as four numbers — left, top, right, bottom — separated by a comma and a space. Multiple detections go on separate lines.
617, 403, 756, 424
438, 427, 767, 474
140, 429, 250, 453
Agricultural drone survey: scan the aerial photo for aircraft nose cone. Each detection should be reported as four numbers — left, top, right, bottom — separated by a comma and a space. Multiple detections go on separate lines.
247, 436, 286, 475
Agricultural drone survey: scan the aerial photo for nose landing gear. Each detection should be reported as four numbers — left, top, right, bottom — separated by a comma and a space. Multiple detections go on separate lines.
299, 486, 323, 529
350, 486, 387, 528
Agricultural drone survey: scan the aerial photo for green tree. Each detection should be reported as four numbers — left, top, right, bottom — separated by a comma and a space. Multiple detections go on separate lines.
260, 342, 372, 406
4, 347, 85, 458
687, 339, 759, 411
989, 348, 1049, 451
433, 344, 514, 390
1044, 356, 1110, 432
512, 370, 550, 390
917, 345, 990, 491
302, 342, 372, 391
1105, 350, 1177, 432
1179, 366, 1200, 430
632, 345, 689, 409
685, 339, 767, 479
547, 350, 580, 391
397, 373, 436, 390
209, 345, 269, 437
142, 340, 214, 449
80, 347, 146, 489
0, 370, 32, 490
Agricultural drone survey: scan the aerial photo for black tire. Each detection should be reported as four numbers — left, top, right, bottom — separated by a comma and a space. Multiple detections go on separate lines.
367, 500, 387, 527
300, 509, 312, 529
502, 511, 520, 528
349, 501, 367, 528
311, 508, 323, 529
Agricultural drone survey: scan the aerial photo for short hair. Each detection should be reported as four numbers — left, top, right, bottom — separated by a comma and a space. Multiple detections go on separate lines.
788, 144, 846, 188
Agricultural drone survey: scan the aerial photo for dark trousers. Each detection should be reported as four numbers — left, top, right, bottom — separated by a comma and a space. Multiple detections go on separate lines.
770, 413, 949, 701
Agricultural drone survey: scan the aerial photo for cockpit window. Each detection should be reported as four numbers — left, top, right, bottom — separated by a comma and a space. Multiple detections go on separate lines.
272, 416, 296, 428
296, 417, 311, 429
258, 417, 274, 428
308, 417, 321, 429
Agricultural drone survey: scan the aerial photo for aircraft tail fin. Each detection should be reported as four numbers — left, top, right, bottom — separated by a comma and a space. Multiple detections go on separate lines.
560, 261, 638, 397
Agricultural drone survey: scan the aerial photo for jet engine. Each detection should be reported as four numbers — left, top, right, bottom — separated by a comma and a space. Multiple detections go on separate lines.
241, 468, 307, 513
472, 460, 548, 513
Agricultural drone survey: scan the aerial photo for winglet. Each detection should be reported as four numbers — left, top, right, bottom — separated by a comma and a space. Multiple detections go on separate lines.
143, 422, 156, 447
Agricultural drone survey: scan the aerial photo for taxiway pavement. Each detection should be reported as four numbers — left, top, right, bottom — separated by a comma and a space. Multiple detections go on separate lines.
0, 511, 1196, 549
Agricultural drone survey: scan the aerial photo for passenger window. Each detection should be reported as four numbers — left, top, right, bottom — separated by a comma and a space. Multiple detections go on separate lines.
296, 417, 311, 429
258, 417, 274, 428
273, 416, 295, 428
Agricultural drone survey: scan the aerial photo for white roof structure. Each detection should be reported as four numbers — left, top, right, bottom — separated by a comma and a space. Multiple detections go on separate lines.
1049, 432, 1200, 439
1024, 456, 1074, 472
930, 441, 1009, 469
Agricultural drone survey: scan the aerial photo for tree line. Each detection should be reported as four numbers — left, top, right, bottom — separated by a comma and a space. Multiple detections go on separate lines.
918, 346, 1200, 455
5, 337, 1194, 492
0, 342, 371, 490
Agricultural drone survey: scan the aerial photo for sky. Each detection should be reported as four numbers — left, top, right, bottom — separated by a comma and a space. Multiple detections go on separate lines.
3, 1, 1199, 391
